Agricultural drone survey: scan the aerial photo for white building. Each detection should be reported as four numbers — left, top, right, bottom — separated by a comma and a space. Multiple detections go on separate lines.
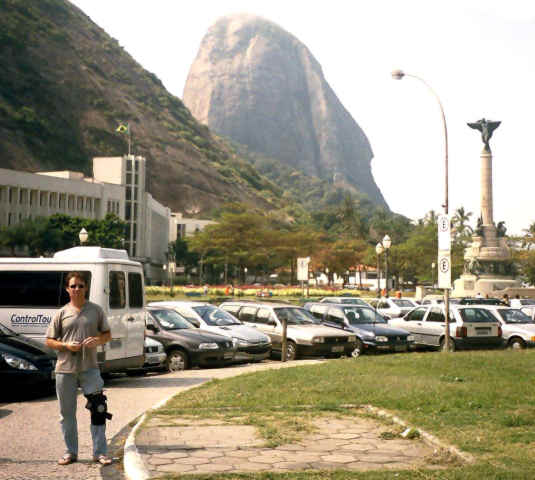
0, 156, 170, 284
169, 212, 217, 242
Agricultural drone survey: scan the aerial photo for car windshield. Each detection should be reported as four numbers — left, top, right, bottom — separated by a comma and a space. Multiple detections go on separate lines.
275, 307, 319, 325
193, 306, 241, 326
460, 298, 504, 305
150, 309, 193, 330
343, 307, 386, 324
498, 309, 534, 324
520, 299, 535, 305
391, 299, 414, 308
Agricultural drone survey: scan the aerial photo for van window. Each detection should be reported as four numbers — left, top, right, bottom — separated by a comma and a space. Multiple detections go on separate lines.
0, 271, 91, 307
128, 272, 143, 308
109, 271, 126, 309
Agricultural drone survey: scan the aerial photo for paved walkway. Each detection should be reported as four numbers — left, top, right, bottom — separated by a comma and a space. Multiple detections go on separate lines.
136, 412, 435, 477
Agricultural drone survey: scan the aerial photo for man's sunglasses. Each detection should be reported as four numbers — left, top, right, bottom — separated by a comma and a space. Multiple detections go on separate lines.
68, 284, 86, 290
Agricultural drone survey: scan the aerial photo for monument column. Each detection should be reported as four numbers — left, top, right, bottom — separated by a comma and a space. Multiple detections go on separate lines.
480, 149, 493, 226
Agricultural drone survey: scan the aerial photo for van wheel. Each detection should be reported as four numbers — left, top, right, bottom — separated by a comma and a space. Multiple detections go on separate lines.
439, 338, 456, 352
166, 350, 188, 371
351, 339, 364, 358
286, 341, 297, 361
508, 337, 526, 350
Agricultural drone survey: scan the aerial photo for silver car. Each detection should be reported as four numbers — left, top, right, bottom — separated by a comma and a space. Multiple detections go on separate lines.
149, 301, 272, 362
477, 306, 535, 349
220, 301, 357, 360
388, 304, 503, 351
367, 297, 417, 319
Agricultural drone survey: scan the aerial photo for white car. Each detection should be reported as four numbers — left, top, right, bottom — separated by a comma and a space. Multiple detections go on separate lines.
149, 301, 272, 362
477, 306, 535, 349
510, 298, 535, 319
388, 304, 503, 351
319, 297, 370, 306
367, 297, 417, 319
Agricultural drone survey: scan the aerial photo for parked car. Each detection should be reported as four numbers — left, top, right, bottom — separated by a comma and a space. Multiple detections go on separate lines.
319, 297, 370, 306
304, 302, 414, 356
388, 304, 502, 351
0, 323, 56, 394
219, 301, 357, 360
510, 298, 535, 319
142, 337, 167, 371
457, 297, 507, 306
145, 307, 235, 371
149, 301, 272, 363
477, 306, 535, 349
420, 295, 461, 306
367, 297, 417, 319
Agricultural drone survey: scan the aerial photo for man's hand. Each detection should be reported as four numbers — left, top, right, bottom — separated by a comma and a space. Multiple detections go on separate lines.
81, 336, 100, 348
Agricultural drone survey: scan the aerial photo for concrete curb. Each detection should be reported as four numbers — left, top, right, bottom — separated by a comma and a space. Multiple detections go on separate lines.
124, 390, 190, 480
362, 405, 475, 464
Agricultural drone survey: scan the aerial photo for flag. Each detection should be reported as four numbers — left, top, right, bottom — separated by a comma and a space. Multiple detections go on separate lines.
116, 123, 129, 134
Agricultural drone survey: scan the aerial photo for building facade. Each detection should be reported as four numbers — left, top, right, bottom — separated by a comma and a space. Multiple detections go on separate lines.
0, 156, 170, 284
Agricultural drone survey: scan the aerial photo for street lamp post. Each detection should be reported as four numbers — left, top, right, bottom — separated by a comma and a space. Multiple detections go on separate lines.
79, 228, 88, 246
391, 69, 451, 351
375, 243, 384, 296
382, 235, 392, 297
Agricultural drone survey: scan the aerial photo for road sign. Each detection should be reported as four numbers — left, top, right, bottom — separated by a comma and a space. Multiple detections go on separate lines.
437, 214, 451, 251
297, 257, 310, 281
438, 250, 451, 289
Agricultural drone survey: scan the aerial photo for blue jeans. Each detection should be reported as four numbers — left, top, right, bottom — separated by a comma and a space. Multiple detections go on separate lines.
55, 368, 107, 458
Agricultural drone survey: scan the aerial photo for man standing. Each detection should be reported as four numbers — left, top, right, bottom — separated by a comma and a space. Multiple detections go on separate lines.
46, 272, 113, 466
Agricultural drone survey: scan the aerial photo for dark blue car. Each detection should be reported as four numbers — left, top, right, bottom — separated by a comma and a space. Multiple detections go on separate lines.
304, 303, 414, 356
0, 324, 56, 397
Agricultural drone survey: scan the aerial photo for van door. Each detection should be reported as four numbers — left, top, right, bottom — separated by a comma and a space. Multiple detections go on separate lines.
107, 269, 128, 362
125, 269, 145, 358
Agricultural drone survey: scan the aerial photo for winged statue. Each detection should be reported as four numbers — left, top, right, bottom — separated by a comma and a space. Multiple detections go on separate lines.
467, 118, 501, 152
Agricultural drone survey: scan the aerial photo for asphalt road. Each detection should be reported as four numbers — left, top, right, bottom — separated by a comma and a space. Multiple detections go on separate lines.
0, 360, 320, 480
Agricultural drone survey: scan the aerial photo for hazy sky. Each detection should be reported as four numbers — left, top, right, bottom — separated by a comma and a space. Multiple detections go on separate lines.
70, 0, 535, 235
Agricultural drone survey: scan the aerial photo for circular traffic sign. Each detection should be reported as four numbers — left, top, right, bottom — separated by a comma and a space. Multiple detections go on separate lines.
439, 257, 450, 273
438, 216, 449, 232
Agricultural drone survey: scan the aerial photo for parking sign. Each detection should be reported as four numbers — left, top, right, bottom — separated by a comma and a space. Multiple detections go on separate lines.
297, 257, 310, 281
437, 214, 451, 251
438, 250, 451, 289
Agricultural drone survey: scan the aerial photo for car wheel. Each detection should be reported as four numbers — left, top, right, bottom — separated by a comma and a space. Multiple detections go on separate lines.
286, 341, 297, 361
439, 337, 456, 352
351, 339, 364, 358
166, 350, 188, 372
508, 337, 526, 350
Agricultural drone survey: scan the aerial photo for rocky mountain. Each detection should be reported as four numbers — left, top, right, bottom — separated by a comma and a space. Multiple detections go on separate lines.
0, 0, 283, 214
183, 14, 388, 208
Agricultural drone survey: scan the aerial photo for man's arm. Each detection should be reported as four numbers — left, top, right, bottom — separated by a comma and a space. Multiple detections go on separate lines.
45, 338, 82, 352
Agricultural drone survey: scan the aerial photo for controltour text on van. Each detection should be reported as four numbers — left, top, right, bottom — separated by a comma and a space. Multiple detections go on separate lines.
11, 314, 52, 326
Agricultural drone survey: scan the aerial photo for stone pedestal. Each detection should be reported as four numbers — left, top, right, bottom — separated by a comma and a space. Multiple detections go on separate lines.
452, 146, 521, 298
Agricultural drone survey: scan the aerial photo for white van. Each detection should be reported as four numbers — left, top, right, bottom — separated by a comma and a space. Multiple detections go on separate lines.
0, 246, 146, 373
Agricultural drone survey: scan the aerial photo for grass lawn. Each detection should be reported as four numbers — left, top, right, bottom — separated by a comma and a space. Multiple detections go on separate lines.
149, 349, 535, 480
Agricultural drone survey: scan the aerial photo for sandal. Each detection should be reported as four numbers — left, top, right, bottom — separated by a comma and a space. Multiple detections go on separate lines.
58, 453, 77, 465
93, 455, 113, 465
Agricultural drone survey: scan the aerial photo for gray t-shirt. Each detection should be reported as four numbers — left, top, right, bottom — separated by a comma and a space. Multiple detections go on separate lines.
46, 301, 111, 373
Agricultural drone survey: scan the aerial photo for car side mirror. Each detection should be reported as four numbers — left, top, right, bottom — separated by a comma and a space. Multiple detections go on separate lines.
267, 319, 277, 327
146, 324, 158, 333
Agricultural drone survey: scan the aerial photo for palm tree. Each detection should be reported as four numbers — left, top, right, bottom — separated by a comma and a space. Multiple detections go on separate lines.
452, 207, 473, 238
522, 222, 535, 250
